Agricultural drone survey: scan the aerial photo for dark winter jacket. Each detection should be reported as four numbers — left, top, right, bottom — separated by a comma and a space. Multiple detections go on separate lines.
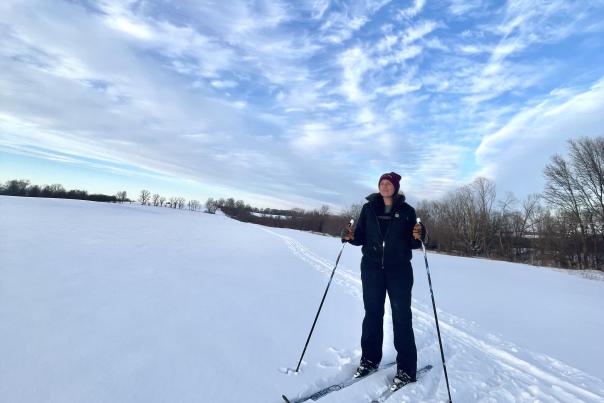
348, 193, 421, 269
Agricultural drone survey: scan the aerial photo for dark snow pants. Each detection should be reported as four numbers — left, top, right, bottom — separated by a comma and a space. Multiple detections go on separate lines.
360, 258, 417, 378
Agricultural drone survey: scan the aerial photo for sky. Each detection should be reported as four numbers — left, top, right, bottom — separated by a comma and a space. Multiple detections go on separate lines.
1, 0, 604, 210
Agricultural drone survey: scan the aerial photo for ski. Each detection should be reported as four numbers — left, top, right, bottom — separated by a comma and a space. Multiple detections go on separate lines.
370, 364, 433, 403
282, 361, 396, 403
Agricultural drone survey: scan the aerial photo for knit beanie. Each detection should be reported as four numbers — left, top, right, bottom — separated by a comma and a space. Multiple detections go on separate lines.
379, 172, 401, 194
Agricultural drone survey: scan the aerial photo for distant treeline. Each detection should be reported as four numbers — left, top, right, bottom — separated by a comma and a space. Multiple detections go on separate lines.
205, 197, 350, 236
0, 180, 128, 203
416, 137, 604, 271
3, 136, 602, 272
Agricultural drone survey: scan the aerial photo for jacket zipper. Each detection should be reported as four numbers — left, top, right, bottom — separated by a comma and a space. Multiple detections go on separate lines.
371, 204, 394, 270
382, 219, 394, 269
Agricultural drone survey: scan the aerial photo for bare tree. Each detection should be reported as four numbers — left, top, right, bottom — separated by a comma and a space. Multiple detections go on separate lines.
568, 137, 604, 268
188, 200, 200, 211
205, 197, 218, 213
139, 189, 151, 205
495, 192, 518, 259
472, 177, 496, 256
152, 193, 161, 206
342, 202, 363, 222
568, 137, 604, 222
159, 196, 166, 207
544, 154, 588, 268
116, 191, 127, 203
517, 194, 541, 263
416, 178, 495, 257
442, 185, 480, 255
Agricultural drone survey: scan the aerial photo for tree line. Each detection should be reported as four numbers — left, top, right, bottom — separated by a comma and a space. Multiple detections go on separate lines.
204, 197, 348, 235
0, 180, 126, 203
3, 136, 602, 271
137, 189, 202, 211
416, 137, 603, 271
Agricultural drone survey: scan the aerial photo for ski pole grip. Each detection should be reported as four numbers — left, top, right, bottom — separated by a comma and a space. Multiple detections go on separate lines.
416, 217, 426, 245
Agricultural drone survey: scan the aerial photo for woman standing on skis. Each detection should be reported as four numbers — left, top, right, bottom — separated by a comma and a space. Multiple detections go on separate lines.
342, 172, 425, 389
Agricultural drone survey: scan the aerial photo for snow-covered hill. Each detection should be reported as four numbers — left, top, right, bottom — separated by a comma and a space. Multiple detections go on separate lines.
1, 196, 603, 402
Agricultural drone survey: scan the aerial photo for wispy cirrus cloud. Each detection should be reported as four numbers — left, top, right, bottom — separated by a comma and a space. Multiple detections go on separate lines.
399, 0, 426, 19
475, 77, 604, 196
316, 0, 392, 44
448, 0, 485, 17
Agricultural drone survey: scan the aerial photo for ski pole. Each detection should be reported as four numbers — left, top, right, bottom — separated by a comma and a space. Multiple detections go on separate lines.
294, 219, 354, 373
417, 218, 453, 403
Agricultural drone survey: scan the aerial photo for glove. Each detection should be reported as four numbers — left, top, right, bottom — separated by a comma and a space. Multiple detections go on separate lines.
413, 222, 426, 242
341, 226, 354, 243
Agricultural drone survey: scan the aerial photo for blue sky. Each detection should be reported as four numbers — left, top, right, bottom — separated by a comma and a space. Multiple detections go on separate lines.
1, 0, 604, 210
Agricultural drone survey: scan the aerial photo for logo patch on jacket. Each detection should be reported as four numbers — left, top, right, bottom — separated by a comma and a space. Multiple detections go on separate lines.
394, 213, 399, 218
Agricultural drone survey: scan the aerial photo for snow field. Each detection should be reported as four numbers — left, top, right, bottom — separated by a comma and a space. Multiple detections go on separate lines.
1, 196, 603, 402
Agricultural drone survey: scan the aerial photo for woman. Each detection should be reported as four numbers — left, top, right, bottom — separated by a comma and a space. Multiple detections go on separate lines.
342, 172, 425, 388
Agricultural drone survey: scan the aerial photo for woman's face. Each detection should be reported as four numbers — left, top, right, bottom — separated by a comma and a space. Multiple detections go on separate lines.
379, 179, 395, 198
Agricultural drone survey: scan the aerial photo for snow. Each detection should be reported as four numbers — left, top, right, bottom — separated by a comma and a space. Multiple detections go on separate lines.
1, 196, 603, 403
250, 212, 289, 219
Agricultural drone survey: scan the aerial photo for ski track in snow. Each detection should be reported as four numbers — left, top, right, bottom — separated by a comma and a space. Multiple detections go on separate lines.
262, 228, 604, 402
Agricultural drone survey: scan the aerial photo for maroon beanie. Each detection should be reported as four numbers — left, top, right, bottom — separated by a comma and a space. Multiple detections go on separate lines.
379, 172, 402, 194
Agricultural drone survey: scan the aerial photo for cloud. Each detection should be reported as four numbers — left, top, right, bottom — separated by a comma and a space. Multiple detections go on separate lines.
406, 143, 471, 201
211, 80, 238, 89
457, 43, 491, 54
476, 77, 604, 195
376, 64, 422, 96
316, 0, 392, 43
399, 0, 426, 19
291, 122, 332, 150
487, 0, 599, 64
448, 0, 484, 17
377, 81, 422, 97
319, 13, 369, 44
339, 47, 374, 103
310, 0, 330, 20
104, 13, 155, 40
453, 1, 600, 107
336, 19, 437, 104
402, 20, 439, 44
